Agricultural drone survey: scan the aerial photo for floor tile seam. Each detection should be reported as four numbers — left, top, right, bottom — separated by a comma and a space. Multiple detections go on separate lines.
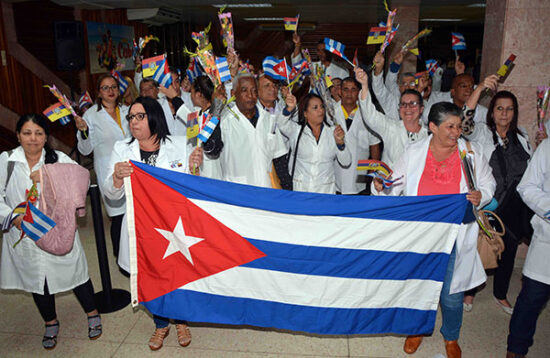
112, 312, 144, 357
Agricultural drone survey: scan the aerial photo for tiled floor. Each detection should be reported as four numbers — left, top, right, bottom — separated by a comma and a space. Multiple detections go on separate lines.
1, 197, 549, 357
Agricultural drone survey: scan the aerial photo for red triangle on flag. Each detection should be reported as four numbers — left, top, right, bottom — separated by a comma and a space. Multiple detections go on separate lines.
131, 165, 266, 303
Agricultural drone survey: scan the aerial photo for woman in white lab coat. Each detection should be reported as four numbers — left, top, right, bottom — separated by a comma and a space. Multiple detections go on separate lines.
278, 93, 350, 194
507, 138, 550, 357
462, 90, 533, 314
372, 102, 495, 358
175, 75, 223, 179
74, 74, 130, 260
103, 96, 203, 351
0, 114, 100, 350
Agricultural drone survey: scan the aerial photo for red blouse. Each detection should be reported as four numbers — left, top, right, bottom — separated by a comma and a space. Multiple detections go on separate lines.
418, 148, 462, 196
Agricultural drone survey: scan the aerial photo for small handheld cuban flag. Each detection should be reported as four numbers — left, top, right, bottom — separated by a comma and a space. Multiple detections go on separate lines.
152, 57, 172, 89
262, 56, 290, 81
215, 57, 232, 83
451, 32, 466, 50
425, 59, 439, 76
78, 91, 93, 111
198, 114, 219, 144
324, 38, 349, 62
21, 201, 56, 242
187, 58, 204, 84
43, 103, 72, 125
111, 70, 129, 94
283, 15, 299, 31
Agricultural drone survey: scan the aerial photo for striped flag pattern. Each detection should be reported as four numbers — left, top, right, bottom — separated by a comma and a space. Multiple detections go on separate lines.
111, 71, 129, 94
324, 38, 349, 61
215, 57, 232, 83
21, 202, 56, 241
451, 32, 466, 50
198, 114, 220, 144
153, 58, 172, 88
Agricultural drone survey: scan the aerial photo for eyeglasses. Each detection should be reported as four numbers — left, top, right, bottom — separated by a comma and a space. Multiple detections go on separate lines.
126, 113, 147, 122
399, 101, 420, 108
100, 85, 119, 92
401, 81, 417, 87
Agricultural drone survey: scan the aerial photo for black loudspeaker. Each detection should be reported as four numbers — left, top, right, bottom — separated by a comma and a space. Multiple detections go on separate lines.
54, 21, 85, 71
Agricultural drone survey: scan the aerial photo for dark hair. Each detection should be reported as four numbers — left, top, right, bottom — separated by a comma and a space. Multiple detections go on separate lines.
486, 90, 523, 141
298, 93, 327, 126
293, 93, 327, 182
169, 69, 181, 83
16, 114, 58, 164
95, 74, 121, 110
342, 76, 361, 89
400, 89, 424, 107
192, 75, 215, 102
140, 77, 159, 89
128, 97, 170, 145
428, 102, 462, 126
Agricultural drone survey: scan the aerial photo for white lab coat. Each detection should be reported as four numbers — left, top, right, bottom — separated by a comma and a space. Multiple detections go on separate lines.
358, 90, 429, 168
103, 136, 191, 272
77, 104, 129, 216
517, 138, 550, 285
219, 105, 287, 188
277, 113, 351, 194
373, 136, 496, 294
0, 147, 89, 295
465, 122, 532, 161
157, 97, 180, 136
332, 102, 381, 194
175, 104, 223, 180
180, 91, 195, 112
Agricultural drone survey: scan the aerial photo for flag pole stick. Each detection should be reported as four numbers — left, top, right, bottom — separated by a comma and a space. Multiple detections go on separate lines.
284, 57, 290, 86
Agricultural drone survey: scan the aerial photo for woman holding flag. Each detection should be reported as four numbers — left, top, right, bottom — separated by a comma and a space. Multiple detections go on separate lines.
0, 114, 100, 350
370, 96, 496, 357
74, 74, 130, 263
277, 93, 350, 193
175, 75, 223, 179
103, 96, 203, 351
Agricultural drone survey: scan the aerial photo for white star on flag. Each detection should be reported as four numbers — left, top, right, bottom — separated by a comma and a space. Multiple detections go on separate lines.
155, 217, 204, 264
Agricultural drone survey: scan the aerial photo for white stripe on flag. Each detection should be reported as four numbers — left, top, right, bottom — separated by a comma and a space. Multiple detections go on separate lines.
189, 199, 458, 254
181, 266, 442, 311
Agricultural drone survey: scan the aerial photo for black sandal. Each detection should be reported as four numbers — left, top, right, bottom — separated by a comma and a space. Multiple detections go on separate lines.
42, 321, 59, 350
88, 314, 102, 340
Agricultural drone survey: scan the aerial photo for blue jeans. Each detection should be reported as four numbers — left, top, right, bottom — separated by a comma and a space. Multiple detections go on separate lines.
153, 314, 186, 328
439, 246, 464, 341
507, 276, 550, 355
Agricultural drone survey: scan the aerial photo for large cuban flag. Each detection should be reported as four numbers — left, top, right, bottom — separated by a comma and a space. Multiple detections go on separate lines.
125, 161, 472, 335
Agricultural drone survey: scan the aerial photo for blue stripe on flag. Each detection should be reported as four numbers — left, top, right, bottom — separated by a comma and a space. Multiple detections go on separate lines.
242, 238, 450, 281
216, 57, 232, 83
143, 289, 437, 335
130, 161, 472, 224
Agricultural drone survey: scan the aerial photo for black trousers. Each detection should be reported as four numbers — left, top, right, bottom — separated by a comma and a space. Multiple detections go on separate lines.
493, 230, 519, 299
110, 214, 124, 258
32, 279, 96, 322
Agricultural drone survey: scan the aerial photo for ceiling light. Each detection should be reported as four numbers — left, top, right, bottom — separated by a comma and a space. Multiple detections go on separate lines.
244, 17, 284, 21
420, 18, 463, 22
212, 3, 272, 8
466, 3, 486, 8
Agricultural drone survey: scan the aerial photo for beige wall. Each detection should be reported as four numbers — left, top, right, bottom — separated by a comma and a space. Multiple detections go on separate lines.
481, 0, 550, 144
